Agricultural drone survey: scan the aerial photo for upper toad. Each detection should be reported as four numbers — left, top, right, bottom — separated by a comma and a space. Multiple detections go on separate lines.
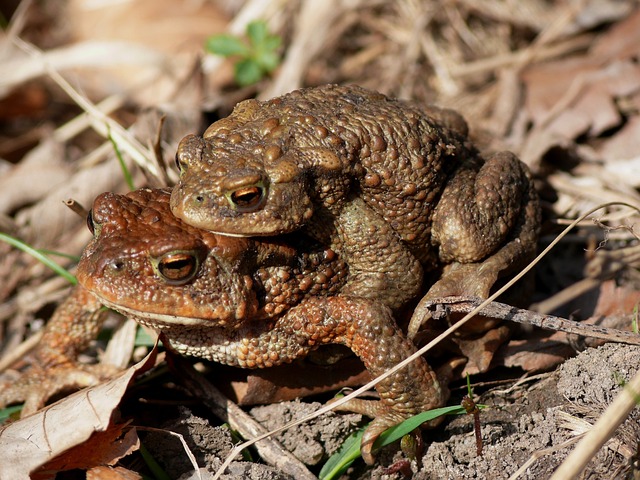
170, 84, 540, 313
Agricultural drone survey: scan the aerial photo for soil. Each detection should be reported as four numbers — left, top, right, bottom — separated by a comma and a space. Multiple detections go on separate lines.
135, 343, 640, 479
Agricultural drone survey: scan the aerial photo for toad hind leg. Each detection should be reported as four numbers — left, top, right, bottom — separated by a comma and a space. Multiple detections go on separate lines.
0, 287, 114, 416
408, 153, 540, 338
161, 295, 446, 465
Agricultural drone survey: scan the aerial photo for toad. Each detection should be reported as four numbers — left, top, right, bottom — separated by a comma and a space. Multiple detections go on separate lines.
170, 85, 540, 318
0, 188, 445, 464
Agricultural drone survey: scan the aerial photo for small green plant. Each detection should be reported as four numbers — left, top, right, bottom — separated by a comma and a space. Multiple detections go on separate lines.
206, 20, 282, 86
319, 405, 470, 480
139, 442, 171, 480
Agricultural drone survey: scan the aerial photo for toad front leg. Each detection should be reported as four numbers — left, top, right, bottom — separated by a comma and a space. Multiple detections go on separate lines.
307, 196, 424, 310
0, 287, 113, 415
155, 295, 446, 465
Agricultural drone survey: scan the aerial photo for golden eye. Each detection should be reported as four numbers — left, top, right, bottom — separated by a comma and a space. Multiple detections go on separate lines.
229, 185, 265, 212
156, 252, 199, 285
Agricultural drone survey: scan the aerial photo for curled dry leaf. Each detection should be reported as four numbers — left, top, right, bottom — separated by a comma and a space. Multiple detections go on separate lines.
15, 156, 129, 249
0, 350, 156, 479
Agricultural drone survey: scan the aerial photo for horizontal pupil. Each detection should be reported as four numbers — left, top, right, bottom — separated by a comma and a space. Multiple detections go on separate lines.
161, 258, 193, 279
233, 187, 261, 206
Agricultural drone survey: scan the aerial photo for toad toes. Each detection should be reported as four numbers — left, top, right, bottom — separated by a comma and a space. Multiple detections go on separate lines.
170, 84, 540, 315
0, 188, 445, 465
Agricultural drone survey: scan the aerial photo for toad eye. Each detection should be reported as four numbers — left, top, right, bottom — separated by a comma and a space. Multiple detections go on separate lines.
155, 252, 199, 285
86, 210, 95, 234
228, 184, 266, 212
86, 210, 102, 237
175, 152, 186, 174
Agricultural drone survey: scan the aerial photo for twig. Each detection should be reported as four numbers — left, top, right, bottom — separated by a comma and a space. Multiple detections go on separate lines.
63, 199, 88, 219
422, 297, 640, 346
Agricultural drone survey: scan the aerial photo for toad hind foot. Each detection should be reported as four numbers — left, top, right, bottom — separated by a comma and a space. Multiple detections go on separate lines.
408, 152, 540, 339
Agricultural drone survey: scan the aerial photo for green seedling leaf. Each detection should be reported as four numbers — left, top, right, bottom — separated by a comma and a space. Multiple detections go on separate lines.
0, 233, 76, 285
205, 20, 282, 86
206, 34, 250, 57
261, 35, 282, 52
319, 404, 470, 480
247, 20, 268, 46
256, 50, 280, 73
235, 59, 264, 87
319, 429, 362, 479
0, 405, 23, 424
140, 442, 171, 480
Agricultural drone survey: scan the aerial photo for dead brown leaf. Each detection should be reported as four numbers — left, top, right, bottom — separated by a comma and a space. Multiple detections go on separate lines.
500, 331, 576, 372
33, 425, 140, 479
0, 350, 155, 478
590, 279, 640, 319
86, 465, 142, 480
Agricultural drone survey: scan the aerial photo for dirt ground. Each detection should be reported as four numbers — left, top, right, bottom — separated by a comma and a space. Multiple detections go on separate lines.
123, 342, 640, 479
2, 1, 640, 478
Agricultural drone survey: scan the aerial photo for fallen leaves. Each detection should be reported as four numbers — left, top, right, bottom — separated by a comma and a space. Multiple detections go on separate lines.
520, 9, 640, 167
0, 350, 155, 478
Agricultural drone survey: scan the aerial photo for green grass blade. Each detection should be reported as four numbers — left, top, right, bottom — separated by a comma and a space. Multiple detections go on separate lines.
320, 405, 471, 480
37, 249, 80, 262
0, 233, 76, 285
139, 441, 171, 480
107, 126, 135, 191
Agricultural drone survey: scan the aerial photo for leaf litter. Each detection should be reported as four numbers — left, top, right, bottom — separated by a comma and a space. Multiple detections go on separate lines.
1, 0, 640, 478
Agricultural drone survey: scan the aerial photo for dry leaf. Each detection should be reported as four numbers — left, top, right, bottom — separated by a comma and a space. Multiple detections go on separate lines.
598, 116, 640, 165
15, 157, 126, 249
0, 351, 155, 478
0, 137, 69, 215
86, 465, 142, 480
33, 425, 140, 479
453, 325, 511, 375
499, 331, 576, 372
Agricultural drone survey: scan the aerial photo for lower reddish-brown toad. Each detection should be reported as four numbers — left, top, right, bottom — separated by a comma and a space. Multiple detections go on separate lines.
0, 188, 445, 464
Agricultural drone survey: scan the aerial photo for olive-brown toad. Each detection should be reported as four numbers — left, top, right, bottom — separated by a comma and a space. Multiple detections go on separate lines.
170, 85, 540, 314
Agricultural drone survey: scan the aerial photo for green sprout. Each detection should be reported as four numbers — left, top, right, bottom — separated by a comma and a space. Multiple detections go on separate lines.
206, 20, 282, 86
319, 405, 471, 479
